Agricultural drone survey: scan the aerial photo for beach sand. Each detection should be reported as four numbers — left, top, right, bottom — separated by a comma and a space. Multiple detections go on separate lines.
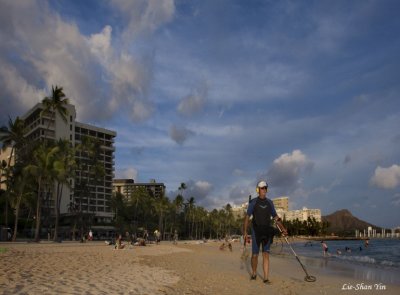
0, 240, 399, 295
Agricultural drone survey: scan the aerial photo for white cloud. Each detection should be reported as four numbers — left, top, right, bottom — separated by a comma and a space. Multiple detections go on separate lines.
195, 180, 212, 192
177, 82, 208, 117
186, 180, 213, 204
167, 179, 213, 204
232, 169, 245, 176
0, 1, 99, 119
193, 124, 243, 137
370, 165, 400, 189
111, 0, 175, 39
88, 25, 112, 61
266, 150, 313, 191
116, 167, 139, 180
131, 100, 154, 122
0, 60, 46, 115
177, 93, 205, 116
0, 0, 173, 123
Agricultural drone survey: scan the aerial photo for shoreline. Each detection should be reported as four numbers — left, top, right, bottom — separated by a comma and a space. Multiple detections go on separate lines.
1, 240, 399, 294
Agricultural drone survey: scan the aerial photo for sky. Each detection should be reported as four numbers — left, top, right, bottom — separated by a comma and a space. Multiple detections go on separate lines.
1, 0, 400, 228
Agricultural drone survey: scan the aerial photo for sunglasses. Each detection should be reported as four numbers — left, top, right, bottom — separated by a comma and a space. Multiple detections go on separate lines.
260, 186, 268, 190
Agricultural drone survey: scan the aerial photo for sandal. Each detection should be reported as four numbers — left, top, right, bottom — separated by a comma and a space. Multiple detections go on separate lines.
250, 274, 257, 280
263, 279, 271, 285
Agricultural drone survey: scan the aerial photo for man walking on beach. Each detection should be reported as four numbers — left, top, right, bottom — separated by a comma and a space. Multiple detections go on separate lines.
244, 181, 287, 284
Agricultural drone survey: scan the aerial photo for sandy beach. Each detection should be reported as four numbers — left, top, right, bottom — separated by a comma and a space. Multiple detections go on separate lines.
1, 240, 399, 295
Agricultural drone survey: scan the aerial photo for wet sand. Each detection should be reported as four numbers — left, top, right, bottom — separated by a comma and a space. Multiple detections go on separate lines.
0, 240, 399, 294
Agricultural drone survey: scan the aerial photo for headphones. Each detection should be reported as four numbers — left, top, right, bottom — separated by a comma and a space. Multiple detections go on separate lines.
256, 181, 268, 194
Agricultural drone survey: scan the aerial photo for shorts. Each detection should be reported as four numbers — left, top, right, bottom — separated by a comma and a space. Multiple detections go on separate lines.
251, 229, 272, 254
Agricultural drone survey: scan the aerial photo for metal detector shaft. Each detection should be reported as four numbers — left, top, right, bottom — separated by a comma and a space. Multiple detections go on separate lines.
283, 237, 313, 277
276, 223, 316, 282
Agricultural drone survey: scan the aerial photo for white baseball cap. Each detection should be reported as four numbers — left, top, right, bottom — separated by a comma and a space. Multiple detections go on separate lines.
257, 181, 268, 188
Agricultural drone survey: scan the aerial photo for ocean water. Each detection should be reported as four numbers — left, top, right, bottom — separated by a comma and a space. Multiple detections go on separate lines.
272, 238, 400, 285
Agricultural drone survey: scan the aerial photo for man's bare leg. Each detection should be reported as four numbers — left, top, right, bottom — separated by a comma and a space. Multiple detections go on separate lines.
251, 254, 259, 277
262, 252, 270, 281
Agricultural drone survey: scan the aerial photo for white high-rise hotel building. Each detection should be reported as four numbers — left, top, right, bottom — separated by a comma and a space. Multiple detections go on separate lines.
21, 102, 116, 224
273, 197, 321, 222
232, 196, 321, 222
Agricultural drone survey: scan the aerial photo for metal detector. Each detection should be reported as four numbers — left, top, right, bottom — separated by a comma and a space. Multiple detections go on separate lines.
276, 223, 317, 282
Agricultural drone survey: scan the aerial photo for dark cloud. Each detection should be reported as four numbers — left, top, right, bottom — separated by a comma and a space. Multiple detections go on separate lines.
343, 154, 351, 165
169, 125, 195, 145
130, 146, 145, 155
228, 185, 252, 204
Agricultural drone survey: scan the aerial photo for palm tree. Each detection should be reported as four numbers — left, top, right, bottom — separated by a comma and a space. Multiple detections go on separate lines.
173, 194, 184, 232
9, 169, 33, 241
178, 183, 186, 199
111, 191, 127, 233
208, 209, 220, 239
153, 195, 169, 237
186, 196, 195, 238
74, 135, 104, 237
25, 143, 59, 242
0, 116, 26, 227
67, 201, 80, 241
0, 160, 6, 188
52, 139, 76, 241
196, 207, 208, 239
41, 85, 69, 135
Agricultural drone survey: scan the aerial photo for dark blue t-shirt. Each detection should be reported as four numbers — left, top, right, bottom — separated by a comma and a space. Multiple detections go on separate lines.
247, 197, 277, 227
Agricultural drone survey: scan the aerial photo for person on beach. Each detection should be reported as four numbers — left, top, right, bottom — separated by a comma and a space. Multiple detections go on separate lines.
219, 235, 233, 251
173, 230, 178, 245
154, 229, 161, 244
88, 230, 93, 241
321, 241, 329, 257
115, 234, 125, 249
243, 180, 287, 284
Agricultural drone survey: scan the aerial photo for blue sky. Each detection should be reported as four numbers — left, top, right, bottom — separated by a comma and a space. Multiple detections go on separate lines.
1, 0, 399, 228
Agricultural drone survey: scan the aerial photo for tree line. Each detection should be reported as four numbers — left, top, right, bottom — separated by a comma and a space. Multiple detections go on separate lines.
283, 217, 330, 236
112, 183, 242, 240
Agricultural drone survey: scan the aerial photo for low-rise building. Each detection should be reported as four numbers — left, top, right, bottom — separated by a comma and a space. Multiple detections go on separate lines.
113, 178, 166, 199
